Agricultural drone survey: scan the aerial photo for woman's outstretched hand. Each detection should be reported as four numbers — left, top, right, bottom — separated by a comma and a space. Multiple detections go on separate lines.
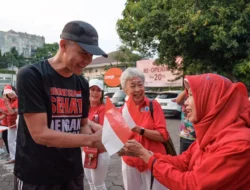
117, 139, 153, 163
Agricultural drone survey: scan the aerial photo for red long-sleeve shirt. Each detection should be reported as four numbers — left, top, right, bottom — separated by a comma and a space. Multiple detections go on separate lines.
147, 74, 250, 190
148, 135, 250, 190
122, 97, 169, 172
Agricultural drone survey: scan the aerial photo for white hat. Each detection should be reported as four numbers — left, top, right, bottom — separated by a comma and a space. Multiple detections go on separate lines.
3, 85, 17, 97
89, 79, 104, 90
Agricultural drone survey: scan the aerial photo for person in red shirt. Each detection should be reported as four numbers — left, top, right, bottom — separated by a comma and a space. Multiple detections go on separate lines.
2, 85, 18, 164
0, 97, 7, 154
122, 73, 250, 190
82, 79, 110, 190
0, 90, 9, 156
119, 67, 169, 190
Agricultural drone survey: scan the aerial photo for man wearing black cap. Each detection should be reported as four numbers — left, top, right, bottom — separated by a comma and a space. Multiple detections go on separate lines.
14, 21, 107, 190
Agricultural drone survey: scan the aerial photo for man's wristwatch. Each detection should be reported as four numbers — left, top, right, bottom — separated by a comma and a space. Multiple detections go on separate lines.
140, 127, 145, 136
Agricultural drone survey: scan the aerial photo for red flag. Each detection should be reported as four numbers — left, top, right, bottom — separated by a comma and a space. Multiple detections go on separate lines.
102, 97, 132, 155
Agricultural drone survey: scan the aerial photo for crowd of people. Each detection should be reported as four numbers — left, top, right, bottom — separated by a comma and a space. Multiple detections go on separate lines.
0, 20, 249, 190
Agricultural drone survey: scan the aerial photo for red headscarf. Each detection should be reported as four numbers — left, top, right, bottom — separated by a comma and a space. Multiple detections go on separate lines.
185, 73, 250, 149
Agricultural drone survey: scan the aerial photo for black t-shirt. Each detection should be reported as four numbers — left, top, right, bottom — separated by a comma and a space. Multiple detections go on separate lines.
14, 60, 89, 185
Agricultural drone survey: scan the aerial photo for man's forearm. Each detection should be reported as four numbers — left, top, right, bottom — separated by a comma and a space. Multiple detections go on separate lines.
35, 127, 95, 148
89, 120, 102, 132
80, 123, 93, 134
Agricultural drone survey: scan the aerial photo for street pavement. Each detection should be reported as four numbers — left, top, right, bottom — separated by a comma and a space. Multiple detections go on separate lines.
0, 118, 181, 190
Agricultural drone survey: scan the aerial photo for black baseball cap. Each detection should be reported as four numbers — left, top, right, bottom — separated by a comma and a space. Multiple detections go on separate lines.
60, 21, 108, 58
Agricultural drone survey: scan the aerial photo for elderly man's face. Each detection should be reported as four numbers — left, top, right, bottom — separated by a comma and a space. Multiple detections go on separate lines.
124, 77, 145, 105
62, 41, 93, 75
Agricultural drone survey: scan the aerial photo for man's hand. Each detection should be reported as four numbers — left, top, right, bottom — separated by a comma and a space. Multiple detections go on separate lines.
90, 129, 106, 152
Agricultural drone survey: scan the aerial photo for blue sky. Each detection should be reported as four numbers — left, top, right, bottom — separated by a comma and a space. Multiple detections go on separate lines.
0, 0, 126, 54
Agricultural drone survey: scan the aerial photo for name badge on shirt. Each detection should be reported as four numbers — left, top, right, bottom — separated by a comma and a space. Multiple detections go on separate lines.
140, 106, 149, 112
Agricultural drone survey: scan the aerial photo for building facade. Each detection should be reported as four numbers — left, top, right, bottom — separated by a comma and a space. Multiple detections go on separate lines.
0, 30, 45, 57
84, 51, 123, 80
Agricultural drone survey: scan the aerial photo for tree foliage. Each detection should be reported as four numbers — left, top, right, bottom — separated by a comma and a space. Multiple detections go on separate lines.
113, 45, 143, 67
0, 47, 27, 69
30, 43, 58, 63
105, 45, 143, 70
117, 0, 250, 86
0, 43, 58, 69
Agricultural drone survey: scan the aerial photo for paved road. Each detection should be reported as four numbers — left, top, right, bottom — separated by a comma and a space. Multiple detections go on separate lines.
0, 118, 181, 190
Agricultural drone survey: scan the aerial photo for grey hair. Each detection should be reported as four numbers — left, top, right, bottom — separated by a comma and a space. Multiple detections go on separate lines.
120, 67, 145, 89
66, 40, 75, 45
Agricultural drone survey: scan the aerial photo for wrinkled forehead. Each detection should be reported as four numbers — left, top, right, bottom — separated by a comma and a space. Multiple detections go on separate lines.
128, 77, 143, 84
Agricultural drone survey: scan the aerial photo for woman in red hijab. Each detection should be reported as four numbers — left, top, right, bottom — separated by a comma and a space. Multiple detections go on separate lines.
122, 73, 250, 190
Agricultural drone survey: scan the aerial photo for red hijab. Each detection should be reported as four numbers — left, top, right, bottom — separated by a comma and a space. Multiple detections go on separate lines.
185, 73, 250, 149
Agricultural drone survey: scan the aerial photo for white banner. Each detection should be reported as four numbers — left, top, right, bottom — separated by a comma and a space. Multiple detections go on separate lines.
137, 60, 183, 87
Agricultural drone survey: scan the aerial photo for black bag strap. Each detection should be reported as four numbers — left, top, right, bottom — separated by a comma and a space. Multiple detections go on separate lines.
150, 158, 157, 190
149, 100, 154, 120
149, 100, 155, 189
149, 99, 177, 156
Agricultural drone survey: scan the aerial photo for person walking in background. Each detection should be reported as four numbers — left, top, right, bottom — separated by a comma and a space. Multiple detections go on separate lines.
119, 67, 169, 190
14, 20, 107, 190
176, 90, 196, 154
82, 78, 110, 190
122, 73, 250, 189
0, 96, 6, 155
0, 89, 9, 158
2, 85, 18, 164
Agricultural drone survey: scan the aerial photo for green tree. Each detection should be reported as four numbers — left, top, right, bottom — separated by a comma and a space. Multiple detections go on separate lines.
3, 47, 26, 68
0, 43, 59, 69
30, 43, 58, 63
0, 50, 8, 68
105, 45, 143, 70
117, 0, 250, 85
